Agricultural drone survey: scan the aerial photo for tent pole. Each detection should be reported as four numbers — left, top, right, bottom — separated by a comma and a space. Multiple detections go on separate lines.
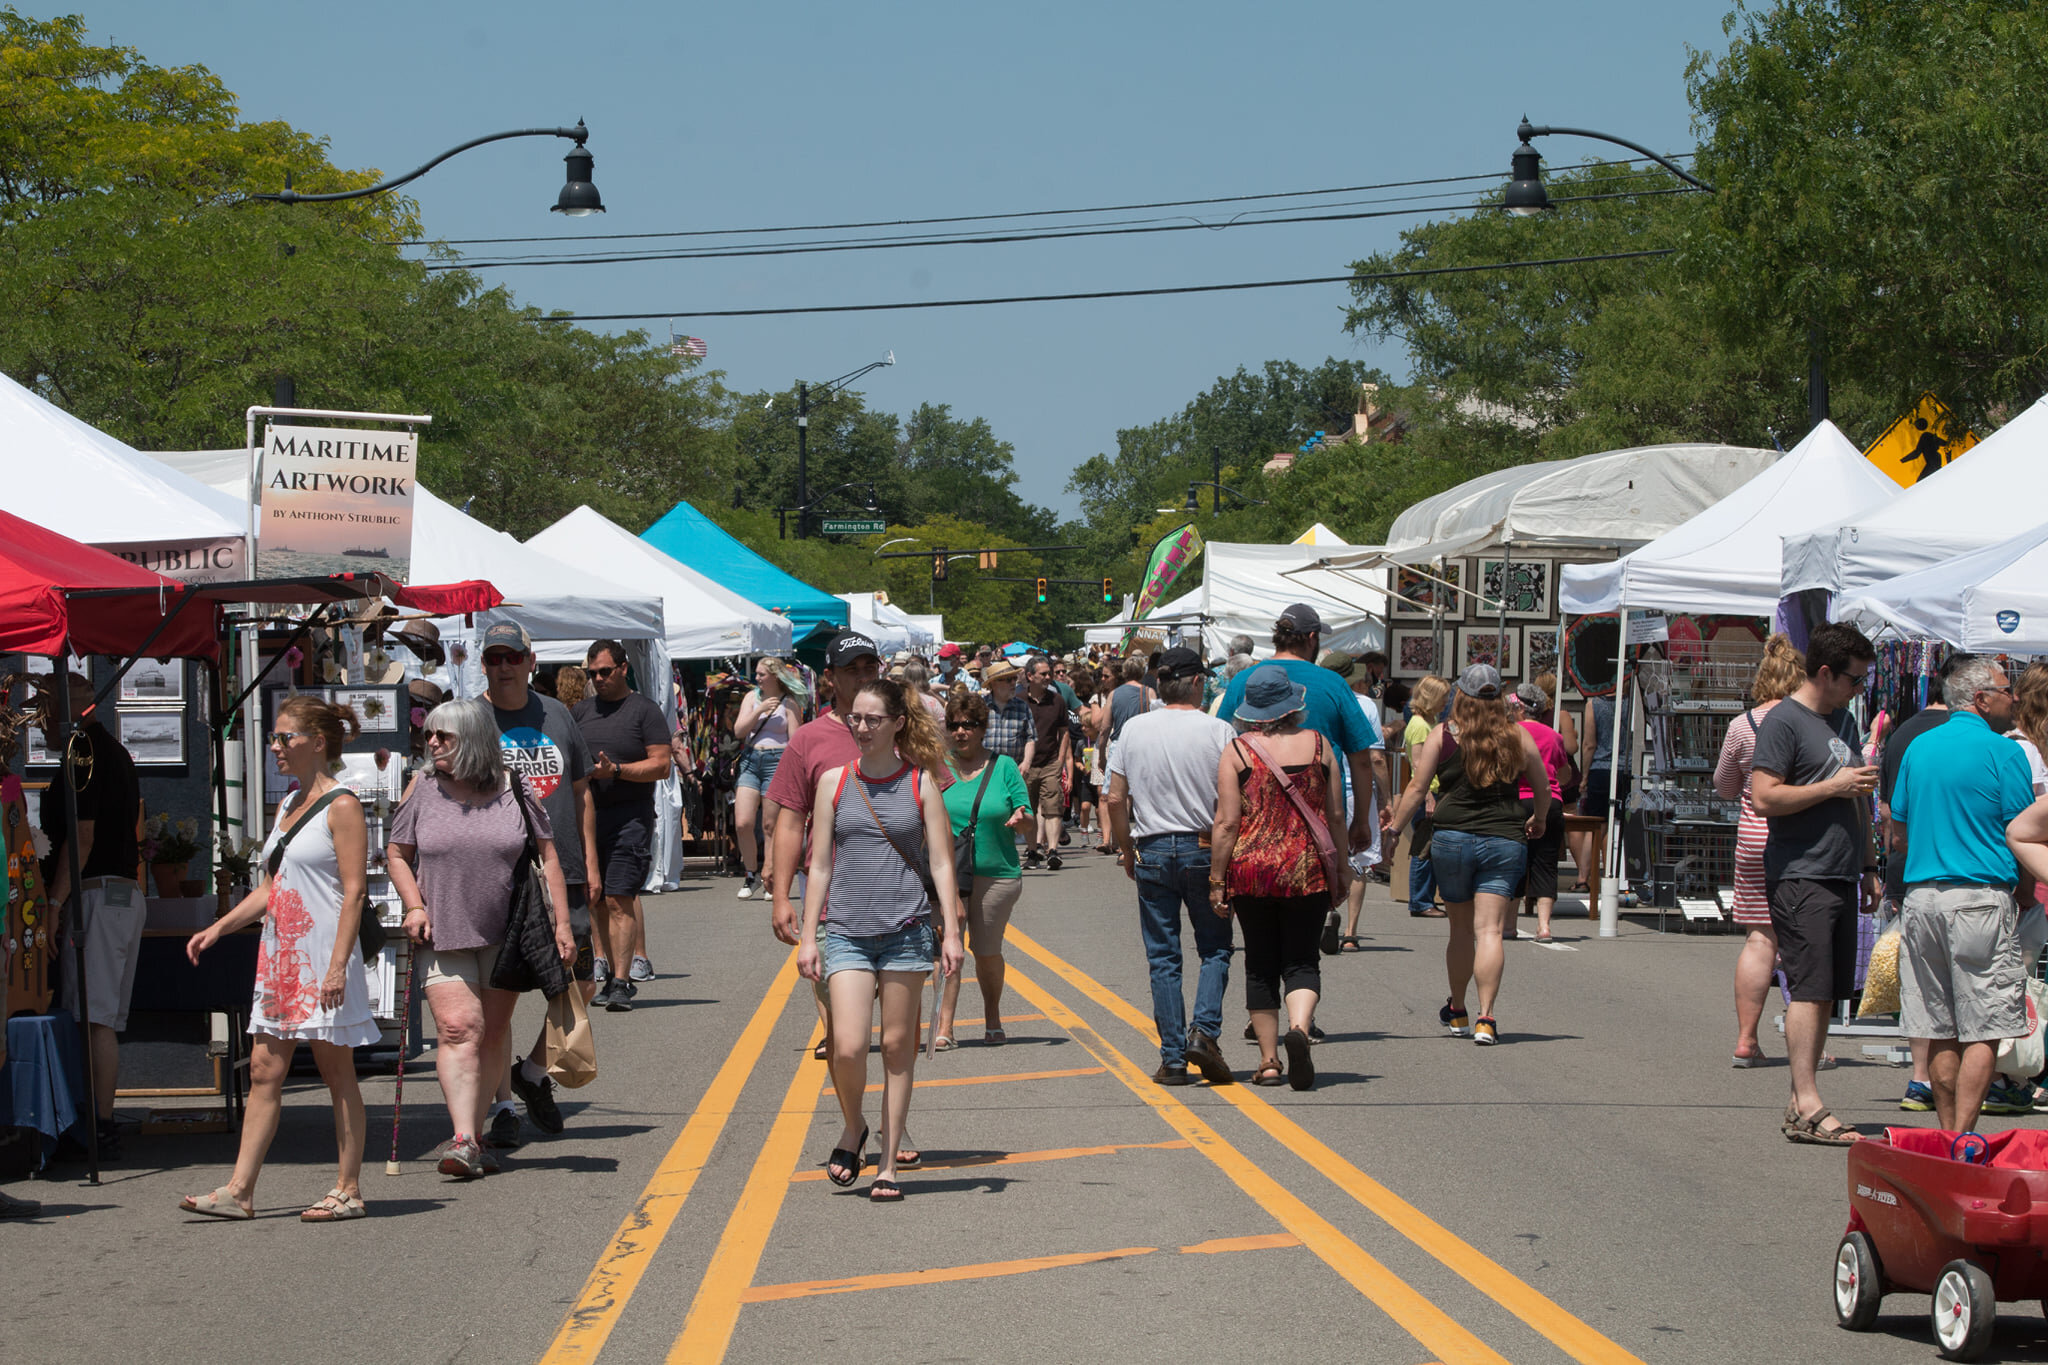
53, 649, 100, 1184
1598, 610, 1629, 939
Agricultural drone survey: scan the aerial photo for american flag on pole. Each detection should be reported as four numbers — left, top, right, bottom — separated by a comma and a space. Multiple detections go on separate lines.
671, 335, 707, 358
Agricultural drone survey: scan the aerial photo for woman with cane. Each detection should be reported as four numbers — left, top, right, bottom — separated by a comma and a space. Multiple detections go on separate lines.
797, 679, 963, 1202
181, 697, 377, 1220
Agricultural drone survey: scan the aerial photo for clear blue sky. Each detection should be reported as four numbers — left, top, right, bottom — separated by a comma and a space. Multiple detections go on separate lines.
62, 1, 1732, 521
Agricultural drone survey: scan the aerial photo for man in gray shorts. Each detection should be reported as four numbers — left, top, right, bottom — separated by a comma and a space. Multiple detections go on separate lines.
1890, 655, 2035, 1134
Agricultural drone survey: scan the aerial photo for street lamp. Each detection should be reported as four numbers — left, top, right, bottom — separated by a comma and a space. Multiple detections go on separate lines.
1185, 444, 1268, 514
1503, 117, 1713, 217
246, 119, 605, 214
771, 352, 895, 538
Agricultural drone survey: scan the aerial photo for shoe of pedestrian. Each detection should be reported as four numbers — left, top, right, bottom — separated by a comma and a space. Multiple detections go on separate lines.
486, 1106, 523, 1149
1243, 1020, 1258, 1043
1046, 851, 1063, 870
1283, 1027, 1316, 1090
511, 1064, 566, 1134
736, 875, 756, 900
591, 978, 616, 1009
592, 956, 610, 985
0, 1189, 41, 1219
1024, 849, 1045, 870
606, 979, 637, 1013
1320, 911, 1343, 956
438, 1133, 485, 1180
1984, 1077, 2033, 1116
630, 955, 655, 982
1183, 1029, 1234, 1086
1439, 997, 1472, 1038
1152, 1064, 1194, 1087
1473, 1015, 1498, 1046
1307, 1023, 1326, 1045
94, 1118, 123, 1160
479, 1145, 502, 1175
1898, 1079, 1934, 1112
2033, 1085, 2048, 1114
1059, 831, 1071, 847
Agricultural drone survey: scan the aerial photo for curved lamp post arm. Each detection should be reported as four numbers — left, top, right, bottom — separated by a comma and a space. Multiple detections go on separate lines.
247, 121, 596, 205
1516, 119, 1714, 193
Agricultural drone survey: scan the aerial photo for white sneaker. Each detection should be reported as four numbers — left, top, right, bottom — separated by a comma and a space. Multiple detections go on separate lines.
736, 875, 756, 900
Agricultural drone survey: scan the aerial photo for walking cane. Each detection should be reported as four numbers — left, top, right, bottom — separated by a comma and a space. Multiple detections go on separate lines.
384, 947, 420, 1176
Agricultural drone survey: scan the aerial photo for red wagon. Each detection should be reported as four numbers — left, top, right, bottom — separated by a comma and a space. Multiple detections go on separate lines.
1837, 1127, 2048, 1359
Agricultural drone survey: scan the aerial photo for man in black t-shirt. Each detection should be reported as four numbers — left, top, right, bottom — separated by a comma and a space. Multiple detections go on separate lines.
40, 673, 142, 1150
572, 640, 673, 1001
1022, 656, 1072, 870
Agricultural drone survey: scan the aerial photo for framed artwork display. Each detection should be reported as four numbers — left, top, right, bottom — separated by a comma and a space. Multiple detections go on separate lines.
1475, 558, 1554, 620
1522, 626, 1561, 683
1458, 627, 1519, 677
1389, 560, 1465, 621
118, 658, 184, 704
1389, 628, 1445, 679
117, 707, 186, 766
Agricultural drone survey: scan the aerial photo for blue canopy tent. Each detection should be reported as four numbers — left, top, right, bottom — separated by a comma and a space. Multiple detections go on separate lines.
639, 501, 848, 635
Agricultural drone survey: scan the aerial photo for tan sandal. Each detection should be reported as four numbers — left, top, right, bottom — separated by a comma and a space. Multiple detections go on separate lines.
178, 1185, 253, 1220
1783, 1105, 1860, 1145
300, 1188, 367, 1222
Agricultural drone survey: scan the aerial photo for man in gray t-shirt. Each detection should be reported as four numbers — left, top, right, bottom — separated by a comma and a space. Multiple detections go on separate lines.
1105, 647, 1235, 1086
1749, 622, 1877, 1147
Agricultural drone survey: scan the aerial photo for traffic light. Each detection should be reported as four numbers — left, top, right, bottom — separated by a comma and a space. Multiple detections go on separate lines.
932, 551, 948, 582
1101, 578, 1114, 604
1034, 576, 1048, 604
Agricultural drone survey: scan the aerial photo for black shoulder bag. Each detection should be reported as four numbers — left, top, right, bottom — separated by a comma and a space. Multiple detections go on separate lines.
489, 775, 572, 998
267, 786, 385, 963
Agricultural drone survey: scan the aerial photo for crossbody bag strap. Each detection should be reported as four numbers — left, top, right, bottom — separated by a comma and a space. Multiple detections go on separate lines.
1237, 732, 1339, 885
265, 787, 345, 880
851, 766, 929, 886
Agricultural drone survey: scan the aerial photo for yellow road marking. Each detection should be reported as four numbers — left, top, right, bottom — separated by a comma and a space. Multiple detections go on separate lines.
669, 1021, 827, 1364
791, 1138, 1189, 1182
539, 949, 803, 1365
824, 1065, 1106, 1096
874, 1011, 1047, 1032
740, 1246, 1158, 1302
1008, 927, 1649, 1365
1006, 965, 1510, 1365
1182, 1232, 1303, 1254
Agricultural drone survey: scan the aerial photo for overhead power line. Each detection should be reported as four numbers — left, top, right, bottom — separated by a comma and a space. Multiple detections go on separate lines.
529, 247, 1677, 323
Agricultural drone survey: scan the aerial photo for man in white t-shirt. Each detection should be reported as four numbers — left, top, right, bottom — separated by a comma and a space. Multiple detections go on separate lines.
1106, 646, 1237, 1087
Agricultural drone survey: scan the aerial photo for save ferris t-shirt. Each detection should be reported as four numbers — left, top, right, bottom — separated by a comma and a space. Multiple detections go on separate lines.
493, 691, 591, 886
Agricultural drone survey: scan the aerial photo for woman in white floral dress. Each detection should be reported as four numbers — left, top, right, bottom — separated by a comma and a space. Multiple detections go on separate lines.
181, 696, 376, 1221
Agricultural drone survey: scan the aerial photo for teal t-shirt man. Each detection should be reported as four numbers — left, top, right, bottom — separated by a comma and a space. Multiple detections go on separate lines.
1213, 606, 1375, 757
1892, 709, 2035, 885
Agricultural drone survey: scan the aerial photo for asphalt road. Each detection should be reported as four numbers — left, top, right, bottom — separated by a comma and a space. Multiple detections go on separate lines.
13, 852, 2048, 1364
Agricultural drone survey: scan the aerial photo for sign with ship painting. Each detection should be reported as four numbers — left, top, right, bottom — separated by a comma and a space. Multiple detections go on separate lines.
256, 423, 418, 582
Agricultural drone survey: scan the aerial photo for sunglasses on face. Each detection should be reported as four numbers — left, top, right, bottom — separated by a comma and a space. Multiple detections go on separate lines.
947, 721, 985, 732
425, 730, 456, 745
589, 665, 620, 679
266, 730, 308, 746
483, 652, 525, 667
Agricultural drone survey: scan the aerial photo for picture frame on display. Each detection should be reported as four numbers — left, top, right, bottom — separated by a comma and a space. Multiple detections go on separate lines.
1458, 626, 1519, 677
1389, 561, 1465, 622
117, 658, 184, 704
1476, 558, 1554, 621
117, 707, 186, 766
1389, 627, 1444, 680
1522, 626, 1561, 683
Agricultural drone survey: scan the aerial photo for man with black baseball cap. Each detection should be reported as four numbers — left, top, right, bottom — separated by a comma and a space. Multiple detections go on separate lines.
1214, 604, 1379, 857
1105, 646, 1239, 1085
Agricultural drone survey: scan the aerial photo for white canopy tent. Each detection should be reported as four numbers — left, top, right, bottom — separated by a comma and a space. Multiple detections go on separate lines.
1385, 442, 1780, 563
1083, 589, 1199, 646
0, 372, 247, 579
1834, 522, 2048, 651
1783, 394, 2048, 594
835, 593, 934, 652
1559, 421, 1897, 617
527, 506, 792, 661
1205, 542, 1388, 661
904, 614, 945, 647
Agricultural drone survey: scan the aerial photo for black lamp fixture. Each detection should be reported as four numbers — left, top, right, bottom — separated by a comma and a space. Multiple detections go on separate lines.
1503, 117, 1713, 218
554, 128, 605, 216
247, 119, 605, 213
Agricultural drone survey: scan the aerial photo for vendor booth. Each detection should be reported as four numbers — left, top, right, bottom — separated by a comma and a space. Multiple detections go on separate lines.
1207, 541, 1387, 662
640, 501, 848, 634
836, 593, 935, 654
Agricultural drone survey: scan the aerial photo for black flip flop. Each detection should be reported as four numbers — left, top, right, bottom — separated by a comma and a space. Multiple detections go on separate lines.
825, 1126, 869, 1187
868, 1178, 904, 1202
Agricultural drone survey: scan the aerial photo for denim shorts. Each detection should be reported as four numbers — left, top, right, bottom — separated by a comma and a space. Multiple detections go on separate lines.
821, 919, 935, 977
1429, 828, 1528, 903
735, 745, 784, 793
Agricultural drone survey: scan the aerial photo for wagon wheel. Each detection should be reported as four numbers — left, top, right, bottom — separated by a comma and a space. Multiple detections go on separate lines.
1833, 1232, 1882, 1331
1931, 1259, 1995, 1361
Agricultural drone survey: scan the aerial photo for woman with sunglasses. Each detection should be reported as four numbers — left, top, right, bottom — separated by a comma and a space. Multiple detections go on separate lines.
387, 697, 574, 1180
797, 679, 964, 1202
932, 690, 1032, 1049
181, 697, 376, 1220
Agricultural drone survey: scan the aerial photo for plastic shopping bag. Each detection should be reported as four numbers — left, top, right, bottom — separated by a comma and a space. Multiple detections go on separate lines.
1857, 903, 1902, 1019
1996, 978, 2048, 1082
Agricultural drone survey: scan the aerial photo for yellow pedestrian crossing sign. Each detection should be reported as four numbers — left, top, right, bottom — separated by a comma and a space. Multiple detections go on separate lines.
1863, 392, 1978, 488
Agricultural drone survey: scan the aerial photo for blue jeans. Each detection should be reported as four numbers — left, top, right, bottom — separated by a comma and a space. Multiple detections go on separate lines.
1133, 832, 1234, 1068
1429, 828, 1528, 903
1407, 820, 1438, 914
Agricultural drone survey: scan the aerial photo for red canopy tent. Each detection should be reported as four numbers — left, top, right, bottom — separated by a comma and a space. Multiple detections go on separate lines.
0, 508, 220, 660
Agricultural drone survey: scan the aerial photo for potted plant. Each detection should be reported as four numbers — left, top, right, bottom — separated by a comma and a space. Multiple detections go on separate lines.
141, 813, 203, 898
213, 830, 260, 916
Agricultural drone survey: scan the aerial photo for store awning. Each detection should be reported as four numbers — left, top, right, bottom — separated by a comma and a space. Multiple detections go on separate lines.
0, 509, 220, 660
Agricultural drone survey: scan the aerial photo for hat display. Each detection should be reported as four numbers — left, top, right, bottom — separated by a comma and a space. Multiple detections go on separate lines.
982, 658, 1020, 685
823, 631, 882, 668
408, 678, 448, 708
1153, 646, 1205, 682
1234, 663, 1308, 724
1457, 664, 1503, 700
1276, 603, 1324, 633
1317, 648, 1358, 679
480, 621, 532, 656
393, 617, 445, 665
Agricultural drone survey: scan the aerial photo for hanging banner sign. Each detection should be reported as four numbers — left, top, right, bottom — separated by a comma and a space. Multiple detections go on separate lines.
100, 536, 245, 584
256, 423, 418, 582
1122, 522, 1205, 650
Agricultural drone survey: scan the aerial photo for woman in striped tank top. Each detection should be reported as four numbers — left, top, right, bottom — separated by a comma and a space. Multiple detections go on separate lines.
798, 679, 964, 1202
